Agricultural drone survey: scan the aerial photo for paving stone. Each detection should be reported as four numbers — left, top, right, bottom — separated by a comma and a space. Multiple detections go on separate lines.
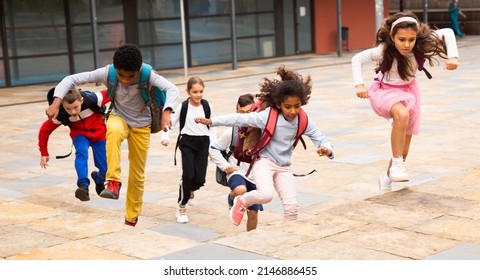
84, 229, 200, 259
0, 200, 64, 226
0, 225, 68, 258
150, 223, 221, 242
155, 243, 277, 260
325, 223, 460, 259
424, 243, 480, 260
8, 241, 137, 260
408, 214, 480, 242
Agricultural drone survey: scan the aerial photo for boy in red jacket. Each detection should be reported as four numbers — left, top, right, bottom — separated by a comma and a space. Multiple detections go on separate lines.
38, 87, 110, 201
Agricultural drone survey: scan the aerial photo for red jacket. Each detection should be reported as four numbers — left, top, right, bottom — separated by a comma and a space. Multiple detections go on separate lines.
38, 90, 110, 157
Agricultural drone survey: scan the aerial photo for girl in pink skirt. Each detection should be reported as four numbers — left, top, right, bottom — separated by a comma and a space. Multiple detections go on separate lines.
351, 11, 459, 193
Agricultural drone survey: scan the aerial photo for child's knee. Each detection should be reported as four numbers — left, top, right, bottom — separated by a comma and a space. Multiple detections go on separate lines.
257, 191, 274, 203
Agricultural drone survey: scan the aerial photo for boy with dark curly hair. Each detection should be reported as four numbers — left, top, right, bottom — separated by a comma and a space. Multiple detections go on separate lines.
46, 44, 179, 226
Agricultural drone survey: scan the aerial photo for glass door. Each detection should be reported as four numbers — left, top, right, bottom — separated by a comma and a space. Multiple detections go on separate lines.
295, 0, 312, 53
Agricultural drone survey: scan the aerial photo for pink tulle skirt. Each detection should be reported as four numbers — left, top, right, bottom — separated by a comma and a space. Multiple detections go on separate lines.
368, 79, 421, 135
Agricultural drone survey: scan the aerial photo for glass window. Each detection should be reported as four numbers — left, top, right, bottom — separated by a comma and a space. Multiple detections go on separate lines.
4, 0, 65, 27
9, 56, 69, 86
0, 59, 5, 87
73, 49, 116, 73
138, 20, 181, 45
6, 27, 67, 56
71, 26, 94, 51
235, 14, 274, 37
141, 45, 184, 69
98, 24, 125, 49
237, 36, 275, 60
71, 24, 123, 55
190, 40, 231, 66
236, 0, 273, 13
188, 0, 213, 16
138, 0, 180, 18
73, 53, 95, 73
283, 0, 295, 55
189, 16, 231, 41
69, 1, 91, 24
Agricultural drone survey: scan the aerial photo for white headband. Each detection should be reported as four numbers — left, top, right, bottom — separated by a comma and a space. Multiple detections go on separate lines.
390, 17, 418, 32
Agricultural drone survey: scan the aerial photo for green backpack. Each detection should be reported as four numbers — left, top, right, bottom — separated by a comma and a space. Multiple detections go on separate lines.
106, 63, 166, 133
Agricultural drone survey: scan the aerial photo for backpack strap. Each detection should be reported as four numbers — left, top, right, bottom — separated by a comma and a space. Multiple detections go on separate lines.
293, 108, 308, 150
105, 65, 118, 119
107, 64, 117, 100
81, 91, 104, 115
174, 99, 211, 165
414, 53, 432, 79
245, 107, 279, 176
377, 51, 432, 80
138, 64, 152, 104
292, 108, 316, 177
47, 87, 71, 126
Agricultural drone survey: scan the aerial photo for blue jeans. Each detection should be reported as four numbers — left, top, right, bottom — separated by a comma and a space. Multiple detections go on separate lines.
73, 135, 107, 188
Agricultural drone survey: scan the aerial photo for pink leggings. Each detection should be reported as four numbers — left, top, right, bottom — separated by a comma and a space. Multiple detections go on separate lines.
242, 157, 299, 221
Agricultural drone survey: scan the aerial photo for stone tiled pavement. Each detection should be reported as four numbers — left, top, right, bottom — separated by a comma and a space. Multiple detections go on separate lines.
0, 36, 479, 261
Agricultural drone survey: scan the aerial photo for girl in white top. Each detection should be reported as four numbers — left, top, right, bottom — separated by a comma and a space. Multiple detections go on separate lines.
351, 11, 459, 193
161, 77, 216, 223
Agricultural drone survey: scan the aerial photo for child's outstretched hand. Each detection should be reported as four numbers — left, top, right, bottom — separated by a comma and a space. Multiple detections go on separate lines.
445, 57, 458, 70
224, 165, 238, 174
317, 146, 332, 157
161, 140, 169, 146
195, 117, 212, 125
355, 84, 369, 99
40, 156, 49, 169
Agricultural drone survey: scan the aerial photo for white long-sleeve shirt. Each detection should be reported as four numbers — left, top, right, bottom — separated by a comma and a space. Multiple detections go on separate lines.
351, 28, 459, 86
209, 127, 255, 183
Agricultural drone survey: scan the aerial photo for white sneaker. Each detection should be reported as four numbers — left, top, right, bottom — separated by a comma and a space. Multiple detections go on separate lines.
176, 206, 189, 223
378, 174, 392, 194
389, 162, 409, 182
187, 191, 196, 206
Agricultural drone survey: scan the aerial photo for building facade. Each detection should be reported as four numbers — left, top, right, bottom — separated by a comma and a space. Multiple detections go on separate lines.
0, 0, 388, 88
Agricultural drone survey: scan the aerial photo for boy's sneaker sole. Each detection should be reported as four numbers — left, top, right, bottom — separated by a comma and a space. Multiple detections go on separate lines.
75, 185, 90, 201
99, 181, 121, 199
125, 217, 138, 227
99, 189, 118, 199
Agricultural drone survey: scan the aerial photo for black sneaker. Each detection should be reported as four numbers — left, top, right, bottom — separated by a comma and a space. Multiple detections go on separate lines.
91, 171, 105, 195
75, 185, 90, 201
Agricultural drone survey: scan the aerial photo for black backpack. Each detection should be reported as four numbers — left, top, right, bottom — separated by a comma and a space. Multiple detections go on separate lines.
47, 87, 105, 126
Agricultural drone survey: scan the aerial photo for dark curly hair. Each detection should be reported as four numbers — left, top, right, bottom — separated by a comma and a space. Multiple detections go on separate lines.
375, 11, 447, 81
113, 44, 143, 71
257, 66, 312, 107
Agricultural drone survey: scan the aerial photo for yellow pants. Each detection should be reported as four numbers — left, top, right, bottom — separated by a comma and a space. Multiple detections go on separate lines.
106, 114, 150, 222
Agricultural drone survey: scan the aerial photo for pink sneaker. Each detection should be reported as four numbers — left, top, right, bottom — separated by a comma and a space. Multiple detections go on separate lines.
229, 196, 246, 226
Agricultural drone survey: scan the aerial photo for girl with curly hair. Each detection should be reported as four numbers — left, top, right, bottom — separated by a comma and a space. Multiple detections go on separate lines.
195, 66, 334, 226
351, 11, 459, 193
